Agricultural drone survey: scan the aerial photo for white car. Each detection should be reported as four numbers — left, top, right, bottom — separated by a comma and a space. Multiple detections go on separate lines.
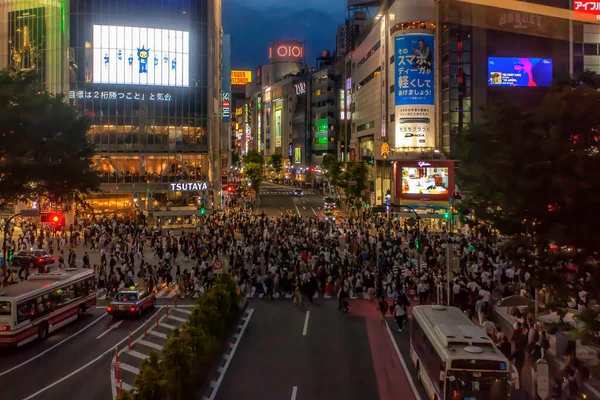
294, 189, 304, 196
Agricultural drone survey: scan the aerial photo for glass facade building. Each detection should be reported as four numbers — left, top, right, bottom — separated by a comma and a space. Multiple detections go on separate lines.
67, 0, 222, 220
0, 0, 69, 94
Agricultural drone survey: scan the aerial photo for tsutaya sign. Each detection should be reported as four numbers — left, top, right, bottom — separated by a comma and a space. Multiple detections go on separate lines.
170, 182, 208, 191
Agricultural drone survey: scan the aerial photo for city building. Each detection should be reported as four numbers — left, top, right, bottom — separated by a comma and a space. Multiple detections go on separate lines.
67, 0, 223, 224
0, 0, 69, 94
343, 0, 600, 230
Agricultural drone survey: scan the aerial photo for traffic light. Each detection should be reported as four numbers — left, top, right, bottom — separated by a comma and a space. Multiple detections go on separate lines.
415, 239, 420, 250
8, 249, 13, 261
200, 207, 205, 215
443, 211, 450, 219
41, 213, 65, 228
227, 186, 234, 193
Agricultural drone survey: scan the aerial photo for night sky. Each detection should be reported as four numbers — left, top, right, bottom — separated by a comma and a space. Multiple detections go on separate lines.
223, 0, 347, 70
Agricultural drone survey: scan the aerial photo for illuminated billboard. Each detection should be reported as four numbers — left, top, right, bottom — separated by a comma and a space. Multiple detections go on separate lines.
396, 161, 455, 201
93, 25, 189, 87
574, 1, 600, 21
231, 70, 252, 85
269, 41, 304, 64
488, 57, 552, 87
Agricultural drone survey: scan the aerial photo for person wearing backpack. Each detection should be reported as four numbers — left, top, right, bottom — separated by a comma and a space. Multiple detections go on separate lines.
377, 297, 389, 326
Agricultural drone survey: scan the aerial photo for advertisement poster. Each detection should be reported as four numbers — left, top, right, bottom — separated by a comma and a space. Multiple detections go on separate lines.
396, 161, 454, 201
8, 7, 45, 72
294, 147, 302, 164
488, 57, 553, 87
274, 102, 282, 148
93, 25, 189, 87
394, 33, 435, 149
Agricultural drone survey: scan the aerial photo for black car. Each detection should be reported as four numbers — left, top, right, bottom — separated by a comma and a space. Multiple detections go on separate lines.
11, 249, 55, 270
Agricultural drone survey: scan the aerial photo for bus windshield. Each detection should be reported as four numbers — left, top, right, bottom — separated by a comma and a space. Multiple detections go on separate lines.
446, 370, 508, 400
0, 301, 10, 315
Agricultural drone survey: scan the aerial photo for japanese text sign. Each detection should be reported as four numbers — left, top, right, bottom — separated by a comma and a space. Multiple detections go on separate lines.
395, 33, 434, 106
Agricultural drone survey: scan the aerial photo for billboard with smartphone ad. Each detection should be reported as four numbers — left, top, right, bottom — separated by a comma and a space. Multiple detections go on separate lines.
396, 160, 455, 201
394, 33, 435, 149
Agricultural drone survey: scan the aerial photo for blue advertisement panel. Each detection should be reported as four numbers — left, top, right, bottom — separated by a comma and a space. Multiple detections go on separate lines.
488, 57, 553, 87
394, 33, 435, 149
394, 33, 434, 106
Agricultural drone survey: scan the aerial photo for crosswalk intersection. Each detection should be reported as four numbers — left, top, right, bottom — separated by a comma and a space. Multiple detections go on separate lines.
259, 190, 315, 196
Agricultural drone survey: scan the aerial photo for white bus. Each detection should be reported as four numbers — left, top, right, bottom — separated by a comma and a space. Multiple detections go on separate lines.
0, 268, 96, 347
410, 305, 518, 400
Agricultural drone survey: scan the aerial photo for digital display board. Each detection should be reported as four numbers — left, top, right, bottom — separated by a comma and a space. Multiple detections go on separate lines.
573, 1, 600, 21
488, 57, 552, 87
93, 25, 189, 87
396, 161, 455, 201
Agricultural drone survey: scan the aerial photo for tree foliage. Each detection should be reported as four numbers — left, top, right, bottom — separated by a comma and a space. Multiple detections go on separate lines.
456, 70, 600, 288
341, 161, 369, 200
243, 150, 264, 165
267, 153, 283, 173
243, 162, 263, 194
122, 274, 241, 400
322, 154, 342, 186
0, 69, 101, 208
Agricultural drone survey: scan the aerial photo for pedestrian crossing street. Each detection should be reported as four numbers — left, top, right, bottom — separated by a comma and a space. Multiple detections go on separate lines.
97, 284, 181, 300
259, 190, 315, 196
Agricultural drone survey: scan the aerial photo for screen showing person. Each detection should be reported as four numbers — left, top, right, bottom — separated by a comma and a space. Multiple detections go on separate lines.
401, 167, 449, 195
488, 57, 552, 87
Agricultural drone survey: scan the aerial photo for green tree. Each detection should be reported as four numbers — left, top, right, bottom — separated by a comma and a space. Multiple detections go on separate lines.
267, 153, 283, 174
0, 69, 101, 208
243, 162, 263, 194
322, 154, 342, 186
133, 352, 167, 400
161, 328, 195, 399
456, 70, 600, 290
243, 150, 264, 165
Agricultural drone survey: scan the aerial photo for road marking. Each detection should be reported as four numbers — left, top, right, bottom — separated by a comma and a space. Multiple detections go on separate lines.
115, 380, 133, 391
149, 330, 168, 340
295, 205, 301, 216
385, 323, 422, 400
167, 315, 187, 323
303, 311, 310, 336
125, 349, 148, 360
291, 386, 298, 400
207, 309, 254, 400
0, 312, 108, 378
137, 339, 164, 351
96, 319, 123, 339
303, 206, 306, 210
21, 308, 161, 400
119, 362, 140, 375
311, 207, 317, 216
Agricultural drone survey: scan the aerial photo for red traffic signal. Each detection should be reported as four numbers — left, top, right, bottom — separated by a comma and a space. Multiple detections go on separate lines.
227, 186, 234, 193
41, 213, 65, 227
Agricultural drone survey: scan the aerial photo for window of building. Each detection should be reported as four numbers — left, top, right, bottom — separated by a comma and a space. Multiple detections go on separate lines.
357, 67, 381, 90
389, 84, 394, 93
356, 41, 381, 69
357, 121, 375, 132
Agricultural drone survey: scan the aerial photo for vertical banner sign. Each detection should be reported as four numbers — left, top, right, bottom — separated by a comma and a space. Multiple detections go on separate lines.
265, 102, 271, 150
394, 33, 435, 149
222, 92, 231, 122
275, 101, 282, 148
380, 14, 387, 140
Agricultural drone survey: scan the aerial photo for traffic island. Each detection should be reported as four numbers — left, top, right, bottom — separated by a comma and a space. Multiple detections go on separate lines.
114, 274, 243, 400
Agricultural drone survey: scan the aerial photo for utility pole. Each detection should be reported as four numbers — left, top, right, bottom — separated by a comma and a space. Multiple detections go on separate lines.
446, 240, 451, 306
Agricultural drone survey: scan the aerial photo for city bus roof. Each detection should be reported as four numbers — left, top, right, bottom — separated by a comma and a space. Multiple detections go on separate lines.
0, 269, 95, 302
412, 305, 508, 364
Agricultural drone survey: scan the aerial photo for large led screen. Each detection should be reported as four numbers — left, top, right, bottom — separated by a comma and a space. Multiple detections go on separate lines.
401, 165, 449, 196
93, 25, 189, 87
488, 57, 552, 87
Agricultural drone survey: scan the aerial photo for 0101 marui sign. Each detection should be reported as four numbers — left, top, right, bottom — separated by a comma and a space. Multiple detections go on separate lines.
394, 33, 435, 149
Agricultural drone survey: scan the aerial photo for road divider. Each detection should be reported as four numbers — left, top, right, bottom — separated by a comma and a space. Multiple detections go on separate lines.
96, 319, 124, 340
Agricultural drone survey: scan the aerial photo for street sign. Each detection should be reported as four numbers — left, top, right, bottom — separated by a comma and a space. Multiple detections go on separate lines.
21, 209, 40, 217
212, 259, 223, 271
448, 198, 453, 205
407, 217, 417, 227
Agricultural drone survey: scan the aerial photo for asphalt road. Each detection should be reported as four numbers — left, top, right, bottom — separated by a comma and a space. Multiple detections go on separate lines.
257, 182, 326, 218
214, 298, 426, 400
0, 305, 168, 400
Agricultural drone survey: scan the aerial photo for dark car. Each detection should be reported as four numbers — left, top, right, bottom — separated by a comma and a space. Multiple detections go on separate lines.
11, 249, 55, 271
107, 287, 156, 318
324, 197, 336, 209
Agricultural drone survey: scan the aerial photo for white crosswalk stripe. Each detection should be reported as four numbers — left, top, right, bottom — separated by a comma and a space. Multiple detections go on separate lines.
259, 190, 315, 196
97, 284, 179, 300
